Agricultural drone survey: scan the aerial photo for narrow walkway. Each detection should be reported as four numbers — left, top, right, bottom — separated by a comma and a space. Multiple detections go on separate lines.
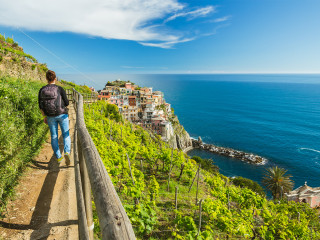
0, 104, 78, 240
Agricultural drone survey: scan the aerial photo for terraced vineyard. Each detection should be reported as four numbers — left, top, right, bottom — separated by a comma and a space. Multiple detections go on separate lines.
85, 101, 320, 240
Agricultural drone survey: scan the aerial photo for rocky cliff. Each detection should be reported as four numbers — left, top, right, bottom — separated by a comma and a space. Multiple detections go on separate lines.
0, 35, 47, 81
167, 116, 193, 151
0, 57, 46, 81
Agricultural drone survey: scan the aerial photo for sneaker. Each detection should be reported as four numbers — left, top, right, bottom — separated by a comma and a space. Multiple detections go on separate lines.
65, 152, 71, 166
57, 156, 64, 164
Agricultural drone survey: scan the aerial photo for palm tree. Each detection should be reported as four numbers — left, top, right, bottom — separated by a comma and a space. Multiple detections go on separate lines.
262, 166, 294, 200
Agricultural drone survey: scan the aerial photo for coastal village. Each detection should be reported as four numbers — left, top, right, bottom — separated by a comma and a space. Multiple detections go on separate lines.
96, 80, 175, 142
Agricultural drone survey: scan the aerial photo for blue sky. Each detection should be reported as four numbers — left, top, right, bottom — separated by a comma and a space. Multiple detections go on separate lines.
0, 0, 319, 75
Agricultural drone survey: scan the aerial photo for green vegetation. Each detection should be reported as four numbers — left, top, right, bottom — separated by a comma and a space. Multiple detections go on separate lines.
232, 176, 266, 197
0, 33, 46, 70
5, 37, 15, 44
85, 101, 320, 239
60, 79, 92, 94
0, 76, 48, 214
105, 79, 134, 87
262, 166, 294, 200
191, 156, 219, 175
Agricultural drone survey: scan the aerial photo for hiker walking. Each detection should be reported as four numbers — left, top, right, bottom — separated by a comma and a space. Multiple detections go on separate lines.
38, 70, 71, 165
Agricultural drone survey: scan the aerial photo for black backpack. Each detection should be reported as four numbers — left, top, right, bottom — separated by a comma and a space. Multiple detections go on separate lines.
40, 85, 64, 116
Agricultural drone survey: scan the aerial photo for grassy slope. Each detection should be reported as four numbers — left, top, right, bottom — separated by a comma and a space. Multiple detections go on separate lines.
85, 101, 320, 240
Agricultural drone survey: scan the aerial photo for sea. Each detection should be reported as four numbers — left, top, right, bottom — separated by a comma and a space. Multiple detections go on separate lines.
61, 73, 320, 190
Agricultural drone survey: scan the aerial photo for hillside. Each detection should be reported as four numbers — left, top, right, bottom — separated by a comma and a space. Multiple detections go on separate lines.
85, 101, 320, 239
0, 34, 47, 81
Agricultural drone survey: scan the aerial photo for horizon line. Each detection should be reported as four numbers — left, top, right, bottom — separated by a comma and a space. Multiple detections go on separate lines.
60, 72, 320, 75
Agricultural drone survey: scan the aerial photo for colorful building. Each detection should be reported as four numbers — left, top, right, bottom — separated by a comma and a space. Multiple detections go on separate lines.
285, 182, 320, 208
98, 81, 172, 137
128, 95, 136, 106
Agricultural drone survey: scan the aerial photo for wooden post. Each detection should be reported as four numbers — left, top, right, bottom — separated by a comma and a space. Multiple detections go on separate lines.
78, 138, 94, 240
195, 164, 201, 204
162, 155, 165, 171
110, 122, 112, 139
175, 186, 178, 218
177, 164, 185, 182
126, 153, 135, 185
227, 192, 230, 210
140, 159, 143, 172
73, 127, 90, 240
126, 153, 139, 205
167, 149, 173, 192
197, 199, 203, 236
188, 165, 200, 193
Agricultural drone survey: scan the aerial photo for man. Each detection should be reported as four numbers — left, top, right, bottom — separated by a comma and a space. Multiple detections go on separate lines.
38, 70, 71, 165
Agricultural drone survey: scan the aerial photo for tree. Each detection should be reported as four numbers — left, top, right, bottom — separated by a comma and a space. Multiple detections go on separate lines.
262, 166, 294, 200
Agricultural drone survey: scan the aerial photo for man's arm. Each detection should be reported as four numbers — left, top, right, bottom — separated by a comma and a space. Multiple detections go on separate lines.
38, 88, 42, 110
60, 87, 69, 106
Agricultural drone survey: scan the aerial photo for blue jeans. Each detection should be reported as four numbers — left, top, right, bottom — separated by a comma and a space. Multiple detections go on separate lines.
47, 114, 71, 159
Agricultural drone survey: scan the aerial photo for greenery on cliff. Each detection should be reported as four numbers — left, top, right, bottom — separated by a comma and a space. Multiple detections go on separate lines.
85, 101, 320, 239
0, 34, 48, 74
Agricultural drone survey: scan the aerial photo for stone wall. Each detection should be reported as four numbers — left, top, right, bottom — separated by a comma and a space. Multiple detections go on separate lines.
0, 57, 46, 82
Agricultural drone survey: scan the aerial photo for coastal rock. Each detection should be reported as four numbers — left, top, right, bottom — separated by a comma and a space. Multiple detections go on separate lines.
166, 115, 193, 152
191, 138, 267, 165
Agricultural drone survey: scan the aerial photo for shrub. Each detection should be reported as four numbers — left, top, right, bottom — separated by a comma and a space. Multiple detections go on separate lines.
38, 63, 48, 73
6, 37, 15, 44
191, 156, 219, 174
232, 176, 266, 197
60, 79, 92, 94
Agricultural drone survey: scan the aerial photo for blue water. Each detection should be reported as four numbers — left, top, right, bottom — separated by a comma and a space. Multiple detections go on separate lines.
62, 74, 320, 189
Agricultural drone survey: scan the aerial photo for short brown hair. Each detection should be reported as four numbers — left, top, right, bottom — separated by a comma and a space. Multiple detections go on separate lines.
46, 70, 56, 82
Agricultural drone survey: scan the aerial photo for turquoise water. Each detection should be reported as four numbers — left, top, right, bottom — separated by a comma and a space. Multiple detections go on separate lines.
63, 74, 320, 189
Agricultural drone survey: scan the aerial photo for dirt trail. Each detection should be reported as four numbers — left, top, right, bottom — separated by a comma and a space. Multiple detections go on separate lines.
0, 105, 78, 240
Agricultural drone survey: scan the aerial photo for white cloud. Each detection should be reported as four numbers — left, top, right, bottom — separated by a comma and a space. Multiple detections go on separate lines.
213, 15, 231, 23
164, 6, 215, 23
139, 37, 195, 49
0, 0, 217, 48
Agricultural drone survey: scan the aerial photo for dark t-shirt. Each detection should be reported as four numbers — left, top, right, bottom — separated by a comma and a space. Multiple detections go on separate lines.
38, 84, 69, 116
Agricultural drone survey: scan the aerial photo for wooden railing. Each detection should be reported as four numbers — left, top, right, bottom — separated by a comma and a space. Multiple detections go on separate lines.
67, 89, 136, 240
